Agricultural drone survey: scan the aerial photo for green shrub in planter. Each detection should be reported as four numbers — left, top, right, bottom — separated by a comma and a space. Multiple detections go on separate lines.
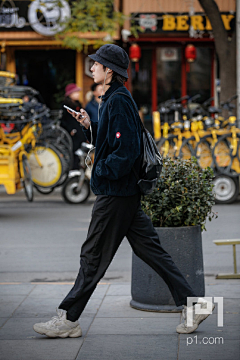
141, 157, 218, 230
131, 157, 218, 311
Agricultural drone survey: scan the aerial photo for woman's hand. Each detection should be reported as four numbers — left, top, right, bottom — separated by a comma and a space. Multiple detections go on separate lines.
67, 108, 91, 129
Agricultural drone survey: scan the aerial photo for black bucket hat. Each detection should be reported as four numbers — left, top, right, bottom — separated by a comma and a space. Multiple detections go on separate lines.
89, 44, 129, 79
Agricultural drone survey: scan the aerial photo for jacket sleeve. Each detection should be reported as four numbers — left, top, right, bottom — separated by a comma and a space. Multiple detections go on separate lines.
82, 121, 98, 145
95, 110, 141, 180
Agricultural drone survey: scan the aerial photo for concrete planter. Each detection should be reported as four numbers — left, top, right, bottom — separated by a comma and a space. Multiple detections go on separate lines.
130, 225, 205, 312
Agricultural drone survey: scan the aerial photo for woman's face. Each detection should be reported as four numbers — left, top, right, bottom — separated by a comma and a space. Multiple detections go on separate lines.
69, 91, 80, 101
91, 61, 111, 84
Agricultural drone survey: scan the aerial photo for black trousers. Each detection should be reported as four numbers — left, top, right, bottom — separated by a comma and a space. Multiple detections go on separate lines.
59, 194, 196, 321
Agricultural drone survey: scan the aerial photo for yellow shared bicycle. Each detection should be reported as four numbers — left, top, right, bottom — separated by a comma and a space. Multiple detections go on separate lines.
0, 122, 36, 201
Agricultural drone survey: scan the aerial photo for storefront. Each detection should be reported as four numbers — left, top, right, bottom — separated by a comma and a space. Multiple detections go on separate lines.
0, 0, 236, 118
0, 0, 102, 108
126, 9, 235, 123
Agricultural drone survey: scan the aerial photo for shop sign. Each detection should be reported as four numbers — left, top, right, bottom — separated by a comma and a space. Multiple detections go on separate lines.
161, 48, 178, 61
0, 0, 71, 36
132, 12, 235, 34
0, 3, 26, 28
139, 14, 157, 32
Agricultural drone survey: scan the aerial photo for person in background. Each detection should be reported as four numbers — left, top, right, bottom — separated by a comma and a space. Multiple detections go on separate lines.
61, 83, 86, 169
85, 90, 93, 104
85, 83, 103, 122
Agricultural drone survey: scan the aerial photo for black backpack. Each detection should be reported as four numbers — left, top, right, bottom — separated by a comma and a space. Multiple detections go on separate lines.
108, 92, 163, 195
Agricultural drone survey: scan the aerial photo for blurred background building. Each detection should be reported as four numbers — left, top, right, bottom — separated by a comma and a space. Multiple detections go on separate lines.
0, 0, 236, 124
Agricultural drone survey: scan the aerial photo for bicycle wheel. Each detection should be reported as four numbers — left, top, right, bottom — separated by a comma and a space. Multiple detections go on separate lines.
178, 137, 195, 160
40, 125, 73, 171
27, 144, 63, 188
41, 124, 73, 151
54, 172, 68, 187
55, 125, 73, 150
156, 135, 177, 159
34, 185, 55, 195
230, 133, 240, 175
54, 143, 72, 173
213, 174, 239, 204
195, 137, 213, 169
213, 134, 233, 175
22, 154, 34, 202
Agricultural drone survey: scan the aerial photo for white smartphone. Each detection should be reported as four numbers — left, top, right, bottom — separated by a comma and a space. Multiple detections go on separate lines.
63, 105, 83, 117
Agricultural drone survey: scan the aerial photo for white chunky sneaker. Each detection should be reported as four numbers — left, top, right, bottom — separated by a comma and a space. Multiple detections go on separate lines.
176, 298, 215, 334
33, 309, 82, 338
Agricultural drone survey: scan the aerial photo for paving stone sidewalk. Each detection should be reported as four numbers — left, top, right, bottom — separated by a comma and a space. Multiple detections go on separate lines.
0, 277, 239, 360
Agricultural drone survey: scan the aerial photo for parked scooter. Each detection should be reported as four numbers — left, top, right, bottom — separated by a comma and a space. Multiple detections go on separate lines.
61, 142, 93, 204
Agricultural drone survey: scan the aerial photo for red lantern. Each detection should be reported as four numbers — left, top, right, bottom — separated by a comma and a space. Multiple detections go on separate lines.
129, 43, 141, 62
129, 43, 141, 72
185, 44, 197, 63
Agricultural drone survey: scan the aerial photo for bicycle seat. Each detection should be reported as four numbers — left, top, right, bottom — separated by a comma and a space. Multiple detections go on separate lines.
208, 106, 222, 114
170, 103, 182, 111
221, 103, 235, 110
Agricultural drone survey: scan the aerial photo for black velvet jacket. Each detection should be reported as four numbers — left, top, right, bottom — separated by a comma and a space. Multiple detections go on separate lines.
83, 82, 142, 196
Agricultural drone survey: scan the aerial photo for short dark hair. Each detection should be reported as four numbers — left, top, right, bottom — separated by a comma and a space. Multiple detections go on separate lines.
103, 66, 127, 85
91, 83, 101, 92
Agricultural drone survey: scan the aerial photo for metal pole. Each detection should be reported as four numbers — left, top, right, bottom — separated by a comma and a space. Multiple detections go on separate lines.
237, 0, 240, 127
233, 244, 237, 274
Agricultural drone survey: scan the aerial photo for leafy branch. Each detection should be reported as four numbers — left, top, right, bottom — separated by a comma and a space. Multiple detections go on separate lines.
55, 0, 140, 51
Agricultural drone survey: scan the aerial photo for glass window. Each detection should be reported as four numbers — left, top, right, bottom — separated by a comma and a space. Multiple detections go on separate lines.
187, 47, 211, 103
15, 50, 75, 109
131, 49, 152, 122
156, 47, 182, 105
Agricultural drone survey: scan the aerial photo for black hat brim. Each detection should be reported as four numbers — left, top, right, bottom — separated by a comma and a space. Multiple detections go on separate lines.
89, 54, 128, 79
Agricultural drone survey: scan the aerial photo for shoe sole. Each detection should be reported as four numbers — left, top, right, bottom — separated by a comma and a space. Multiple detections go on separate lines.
176, 303, 215, 334
196, 303, 215, 327
33, 325, 82, 338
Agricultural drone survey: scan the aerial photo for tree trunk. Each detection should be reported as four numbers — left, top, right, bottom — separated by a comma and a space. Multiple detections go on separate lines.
198, 0, 236, 108
220, 44, 236, 107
